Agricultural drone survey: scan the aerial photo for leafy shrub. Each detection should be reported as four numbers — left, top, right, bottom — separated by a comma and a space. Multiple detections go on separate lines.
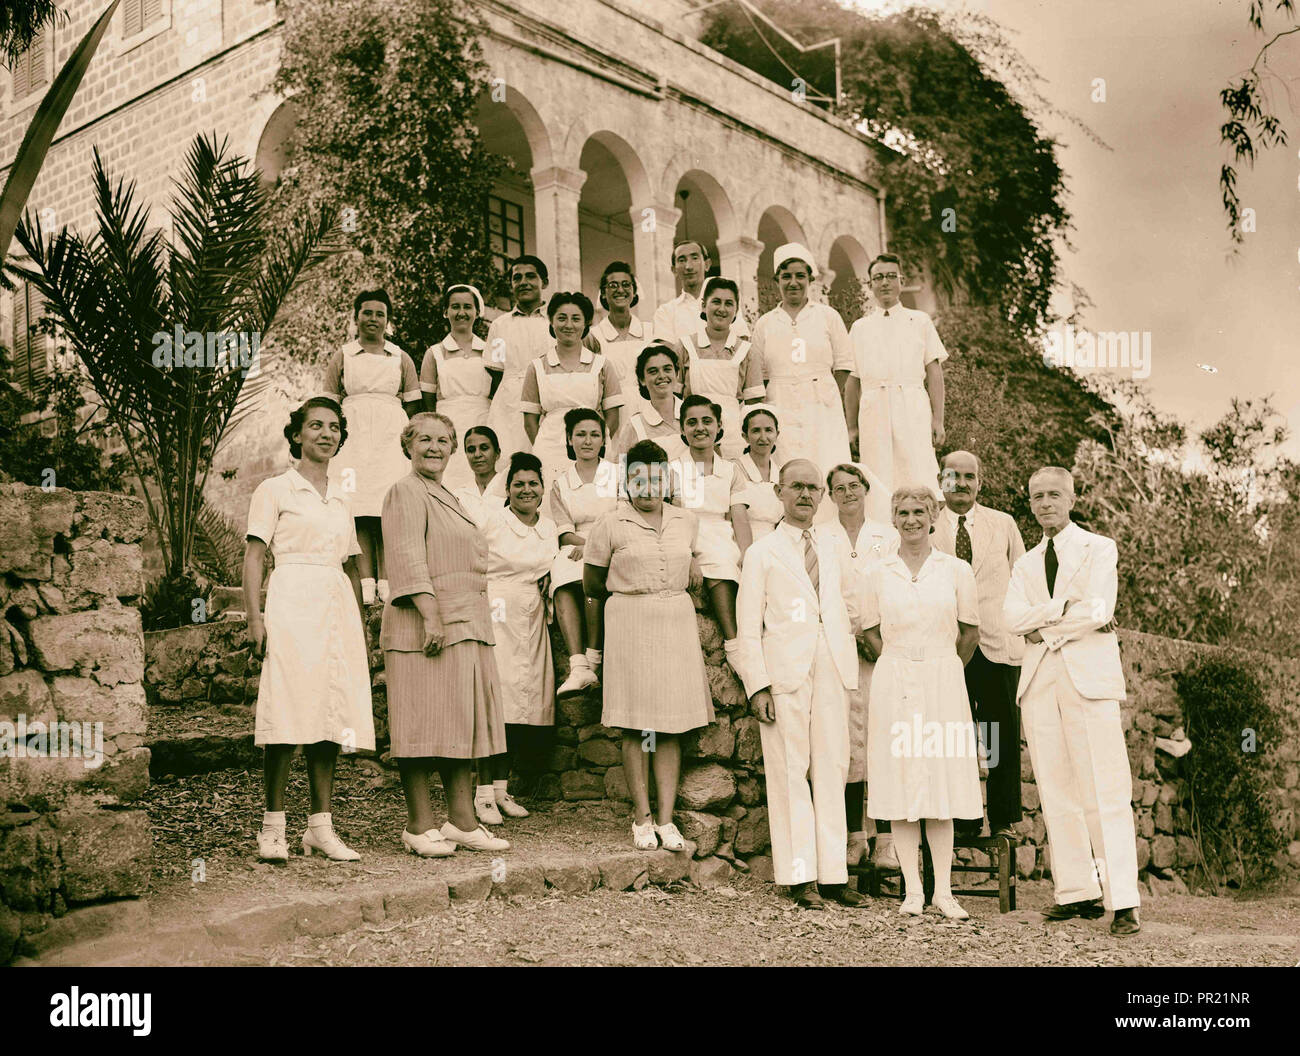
141, 570, 212, 632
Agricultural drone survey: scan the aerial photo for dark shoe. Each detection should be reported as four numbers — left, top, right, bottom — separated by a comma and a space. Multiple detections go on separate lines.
991, 827, 1019, 843
1042, 899, 1105, 921
820, 883, 869, 908
1110, 908, 1140, 935
790, 883, 827, 911
954, 818, 984, 838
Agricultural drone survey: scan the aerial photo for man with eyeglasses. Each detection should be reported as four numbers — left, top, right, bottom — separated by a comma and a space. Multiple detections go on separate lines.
652, 239, 749, 346
733, 460, 865, 910
844, 253, 947, 522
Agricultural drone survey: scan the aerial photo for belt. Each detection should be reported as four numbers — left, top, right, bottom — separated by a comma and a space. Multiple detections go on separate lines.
881, 644, 958, 662
342, 392, 399, 402
865, 380, 925, 390
275, 553, 342, 568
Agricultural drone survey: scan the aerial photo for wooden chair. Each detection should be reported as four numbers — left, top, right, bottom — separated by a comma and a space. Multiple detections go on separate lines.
848, 824, 1018, 913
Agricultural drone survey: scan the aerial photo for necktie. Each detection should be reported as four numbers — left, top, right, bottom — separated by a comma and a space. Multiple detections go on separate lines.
955, 514, 972, 564
1045, 537, 1058, 596
802, 529, 820, 593
883, 309, 891, 317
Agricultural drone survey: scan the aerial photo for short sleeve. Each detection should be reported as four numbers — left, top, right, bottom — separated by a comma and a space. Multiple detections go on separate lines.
860, 567, 881, 630
321, 349, 344, 397
846, 319, 865, 379
923, 314, 948, 365
749, 315, 769, 382
955, 558, 980, 625
245, 478, 279, 546
400, 352, 422, 402
726, 460, 747, 501
739, 343, 765, 400
345, 513, 362, 557
519, 360, 543, 415
826, 305, 853, 373
584, 512, 615, 569
420, 348, 440, 396
600, 359, 625, 410
550, 480, 575, 536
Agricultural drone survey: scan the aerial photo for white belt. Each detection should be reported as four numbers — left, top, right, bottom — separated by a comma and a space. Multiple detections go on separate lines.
865, 380, 925, 390
881, 644, 957, 662
275, 552, 342, 569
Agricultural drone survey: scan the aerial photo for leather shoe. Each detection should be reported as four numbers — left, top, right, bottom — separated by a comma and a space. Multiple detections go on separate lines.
1110, 908, 1141, 935
1042, 899, 1105, 921
790, 883, 827, 910
820, 883, 869, 908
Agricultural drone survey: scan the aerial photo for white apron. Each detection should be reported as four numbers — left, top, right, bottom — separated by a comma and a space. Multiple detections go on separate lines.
671, 456, 741, 582
488, 579, 554, 726
329, 350, 411, 518
684, 333, 751, 461
431, 343, 492, 492
734, 453, 784, 541
533, 355, 607, 487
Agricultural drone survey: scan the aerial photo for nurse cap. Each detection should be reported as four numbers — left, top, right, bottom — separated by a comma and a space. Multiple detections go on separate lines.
772, 243, 818, 279
444, 283, 485, 315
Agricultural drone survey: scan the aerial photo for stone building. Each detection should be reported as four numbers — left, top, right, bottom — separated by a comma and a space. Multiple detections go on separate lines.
1, 0, 930, 533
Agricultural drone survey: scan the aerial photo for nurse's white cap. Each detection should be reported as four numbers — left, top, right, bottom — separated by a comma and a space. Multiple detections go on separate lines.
772, 242, 818, 278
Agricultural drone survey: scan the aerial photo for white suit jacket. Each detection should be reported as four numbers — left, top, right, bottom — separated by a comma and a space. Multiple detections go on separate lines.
735, 520, 859, 698
934, 503, 1026, 665
1002, 520, 1126, 702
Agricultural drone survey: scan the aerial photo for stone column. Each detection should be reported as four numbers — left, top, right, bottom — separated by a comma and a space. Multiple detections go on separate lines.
531, 166, 588, 293
716, 235, 763, 327
627, 201, 679, 321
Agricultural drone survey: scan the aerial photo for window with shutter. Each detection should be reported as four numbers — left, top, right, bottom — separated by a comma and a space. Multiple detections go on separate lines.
10, 284, 49, 394
123, 0, 144, 38
11, 27, 50, 99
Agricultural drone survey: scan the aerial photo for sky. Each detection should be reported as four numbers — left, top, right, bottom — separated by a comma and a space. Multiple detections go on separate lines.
856, 0, 1300, 455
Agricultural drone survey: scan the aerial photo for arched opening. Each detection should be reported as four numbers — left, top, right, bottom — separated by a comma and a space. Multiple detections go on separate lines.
670, 169, 733, 290
577, 134, 644, 297
254, 101, 300, 189
756, 205, 808, 312
828, 233, 872, 326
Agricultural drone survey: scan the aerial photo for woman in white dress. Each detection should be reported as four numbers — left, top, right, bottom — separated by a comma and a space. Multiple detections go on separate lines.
421, 284, 496, 493
322, 289, 423, 604
474, 452, 558, 825
610, 343, 686, 462
730, 406, 785, 562
680, 277, 764, 460
550, 408, 620, 697
825, 463, 900, 869
243, 397, 376, 863
519, 291, 624, 487
858, 486, 982, 920
670, 395, 747, 675
750, 244, 853, 517
592, 261, 655, 414
451, 425, 506, 528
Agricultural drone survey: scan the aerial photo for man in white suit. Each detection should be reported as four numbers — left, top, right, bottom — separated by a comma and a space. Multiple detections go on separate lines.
1003, 466, 1140, 935
933, 450, 1026, 837
735, 459, 864, 910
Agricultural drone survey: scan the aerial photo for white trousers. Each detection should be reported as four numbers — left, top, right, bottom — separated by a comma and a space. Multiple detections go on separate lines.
759, 630, 850, 886
1021, 650, 1140, 910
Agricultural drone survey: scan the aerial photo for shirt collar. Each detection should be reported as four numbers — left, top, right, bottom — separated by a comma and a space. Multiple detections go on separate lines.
882, 548, 936, 579
691, 326, 743, 351
344, 338, 400, 356
941, 502, 981, 526
642, 397, 683, 428
617, 501, 683, 531
566, 460, 618, 490
512, 303, 545, 318
1044, 520, 1081, 549
595, 315, 648, 340
441, 333, 487, 353
776, 518, 815, 544
287, 466, 344, 503
545, 345, 595, 367
499, 506, 547, 538
676, 290, 702, 307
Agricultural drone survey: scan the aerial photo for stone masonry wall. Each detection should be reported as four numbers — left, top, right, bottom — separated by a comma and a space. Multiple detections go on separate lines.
145, 590, 1300, 895
0, 485, 151, 962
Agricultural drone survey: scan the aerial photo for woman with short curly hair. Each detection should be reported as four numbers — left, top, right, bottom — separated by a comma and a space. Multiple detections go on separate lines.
243, 396, 375, 863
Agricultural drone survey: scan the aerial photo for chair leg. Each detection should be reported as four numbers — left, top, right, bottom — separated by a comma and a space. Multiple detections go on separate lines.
921, 819, 935, 904
996, 836, 1011, 914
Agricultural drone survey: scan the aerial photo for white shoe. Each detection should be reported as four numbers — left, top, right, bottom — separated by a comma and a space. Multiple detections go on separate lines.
475, 795, 504, 826
302, 825, 361, 861
401, 828, 457, 857
899, 893, 924, 916
654, 822, 686, 851
441, 821, 510, 852
257, 829, 288, 862
557, 664, 599, 697
847, 832, 870, 867
872, 834, 899, 870
496, 792, 530, 818
376, 579, 390, 602
632, 820, 658, 850
932, 894, 969, 920
361, 578, 377, 605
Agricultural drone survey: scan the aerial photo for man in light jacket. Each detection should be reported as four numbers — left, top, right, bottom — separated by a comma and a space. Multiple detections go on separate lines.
734, 459, 864, 910
1003, 466, 1140, 935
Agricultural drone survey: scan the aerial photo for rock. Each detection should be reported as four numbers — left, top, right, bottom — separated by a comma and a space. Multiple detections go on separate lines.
715, 840, 734, 860
1288, 840, 1300, 864
719, 816, 737, 844
491, 863, 545, 900
557, 695, 601, 726
28, 609, 143, 686
544, 860, 598, 895
1136, 809, 1155, 839
86, 746, 151, 802
676, 762, 736, 810
646, 841, 695, 884
687, 717, 735, 761
49, 677, 147, 736
1140, 780, 1159, 807
1176, 835, 1199, 867
65, 540, 144, 603
1135, 837, 1151, 872
295, 897, 364, 938
545, 746, 578, 772
736, 776, 762, 806
744, 855, 774, 882
15, 897, 149, 959
733, 716, 763, 765
689, 856, 734, 889
1015, 843, 1037, 879
1150, 835, 1176, 869
577, 723, 618, 743
0, 905, 19, 963
725, 802, 747, 820
559, 769, 605, 800
603, 765, 628, 801
577, 738, 621, 767
447, 872, 492, 901
74, 490, 147, 543
1021, 781, 1040, 811
599, 854, 648, 891
0, 485, 75, 578
1154, 802, 1173, 832
1157, 783, 1178, 805
57, 809, 151, 902
675, 810, 721, 857
384, 881, 451, 920
733, 806, 769, 855
0, 670, 54, 723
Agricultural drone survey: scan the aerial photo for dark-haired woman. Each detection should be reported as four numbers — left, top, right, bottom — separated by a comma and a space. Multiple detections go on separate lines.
611, 343, 686, 462
731, 406, 785, 561
520, 291, 623, 486
550, 408, 619, 696
451, 425, 506, 529
592, 261, 655, 411
323, 288, 423, 604
474, 452, 558, 823
421, 284, 497, 493
243, 397, 375, 863
680, 276, 764, 460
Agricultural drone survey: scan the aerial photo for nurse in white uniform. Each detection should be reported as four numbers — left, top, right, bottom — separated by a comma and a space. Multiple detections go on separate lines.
680, 276, 765, 460
421, 284, 496, 493
474, 452, 558, 825
244, 397, 375, 864
451, 424, 506, 528
592, 261, 655, 414
730, 406, 785, 563
485, 256, 552, 460
610, 343, 686, 463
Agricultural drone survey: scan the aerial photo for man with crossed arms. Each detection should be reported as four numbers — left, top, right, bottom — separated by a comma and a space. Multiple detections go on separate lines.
734, 460, 866, 910
1003, 466, 1140, 935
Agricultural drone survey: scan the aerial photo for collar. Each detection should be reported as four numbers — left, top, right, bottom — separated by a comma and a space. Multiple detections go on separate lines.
594, 315, 648, 340
877, 302, 904, 318
690, 325, 744, 351
344, 339, 400, 356
676, 289, 703, 307
882, 547, 937, 579
441, 333, 487, 353
565, 460, 618, 491
1042, 520, 1081, 549
511, 303, 545, 318
776, 518, 816, 544
287, 466, 344, 502
498, 506, 548, 539
673, 454, 724, 480
617, 501, 684, 531
545, 345, 595, 368
641, 397, 683, 428
941, 502, 981, 527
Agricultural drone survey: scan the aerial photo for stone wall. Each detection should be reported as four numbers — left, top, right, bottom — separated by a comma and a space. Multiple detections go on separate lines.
145, 592, 1300, 894
0, 485, 151, 962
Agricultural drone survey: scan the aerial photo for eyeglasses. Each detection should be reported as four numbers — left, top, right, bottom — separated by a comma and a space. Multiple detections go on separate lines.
870, 272, 900, 283
604, 281, 634, 291
831, 481, 865, 497
782, 482, 823, 495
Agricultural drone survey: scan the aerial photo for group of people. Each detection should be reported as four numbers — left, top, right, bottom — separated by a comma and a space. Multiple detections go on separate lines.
241, 242, 1141, 936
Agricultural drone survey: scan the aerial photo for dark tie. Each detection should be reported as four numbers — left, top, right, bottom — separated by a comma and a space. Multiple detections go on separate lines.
955, 514, 972, 564
883, 309, 891, 317
1045, 537, 1058, 596
802, 529, 820, 593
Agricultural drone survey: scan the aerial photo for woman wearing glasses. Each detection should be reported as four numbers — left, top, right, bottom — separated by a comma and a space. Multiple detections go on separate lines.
591, 262, 655, 413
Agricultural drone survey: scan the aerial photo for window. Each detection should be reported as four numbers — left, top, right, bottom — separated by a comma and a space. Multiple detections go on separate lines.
10, 27, 51, 102
487, 195, 524, 273
10, 282, 49, 395
122, 0, 165, 38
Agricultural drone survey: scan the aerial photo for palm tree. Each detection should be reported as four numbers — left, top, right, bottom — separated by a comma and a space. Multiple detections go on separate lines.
10, 132, 340, 583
